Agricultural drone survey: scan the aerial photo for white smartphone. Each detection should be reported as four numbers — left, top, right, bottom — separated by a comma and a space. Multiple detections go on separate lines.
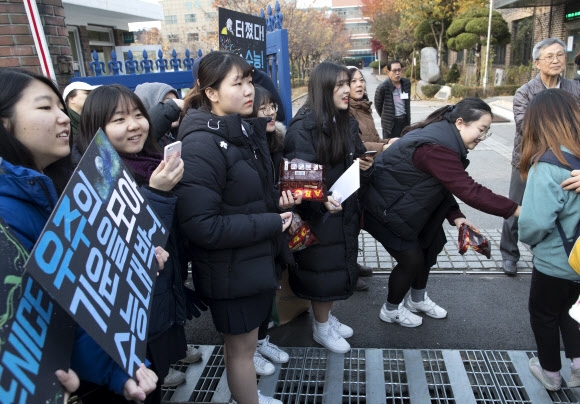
164, 141, 182, 170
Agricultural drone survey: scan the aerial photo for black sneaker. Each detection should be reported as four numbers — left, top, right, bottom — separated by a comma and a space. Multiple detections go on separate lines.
357, 263, 373, 277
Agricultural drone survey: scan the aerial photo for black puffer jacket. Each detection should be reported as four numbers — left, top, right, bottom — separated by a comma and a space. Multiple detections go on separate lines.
140, 187, 187, 341
284, 107, 367, 301
374, 77, 411, 138
174, 108, 283, 300
362, 120, 466, 241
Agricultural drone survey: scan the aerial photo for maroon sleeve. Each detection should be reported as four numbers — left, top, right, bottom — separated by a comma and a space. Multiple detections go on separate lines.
413, 144, 518, 219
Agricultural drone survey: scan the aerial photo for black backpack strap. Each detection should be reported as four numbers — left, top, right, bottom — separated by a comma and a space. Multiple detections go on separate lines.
537, 149, 580, 255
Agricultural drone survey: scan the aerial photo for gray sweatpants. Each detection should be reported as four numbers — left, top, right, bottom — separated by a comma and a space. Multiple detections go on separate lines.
500, 165, 526, 262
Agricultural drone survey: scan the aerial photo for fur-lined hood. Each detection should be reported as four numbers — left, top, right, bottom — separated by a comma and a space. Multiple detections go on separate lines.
274, 121, 286, 138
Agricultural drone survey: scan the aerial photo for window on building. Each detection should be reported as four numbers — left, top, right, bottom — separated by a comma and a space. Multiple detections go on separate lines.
168, 34, 180, 43
511, 17, 533, 65
185, 14, 197, 23
187, 32, 199, 42
493, 45, 506, 65
165, 15, 177, 25
87, 26, 114, 46
351, 38, 371, 48
206, 12, 217, 22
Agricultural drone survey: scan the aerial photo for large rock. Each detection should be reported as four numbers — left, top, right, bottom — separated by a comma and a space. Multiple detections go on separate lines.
420, 47, 441, 83
435, 85, 451, 101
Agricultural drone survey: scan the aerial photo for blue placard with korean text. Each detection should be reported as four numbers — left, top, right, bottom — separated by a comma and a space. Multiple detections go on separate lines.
0, 217, 75, 403
24, 129, 167, 378
219, 7, 266, 72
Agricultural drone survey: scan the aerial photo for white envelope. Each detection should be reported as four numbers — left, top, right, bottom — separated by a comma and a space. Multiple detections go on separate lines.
329, 159, 360, 204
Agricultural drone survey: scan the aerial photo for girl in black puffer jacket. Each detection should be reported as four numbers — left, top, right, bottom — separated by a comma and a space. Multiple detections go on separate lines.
174, 52, 293, 404
284, 62, 372, 355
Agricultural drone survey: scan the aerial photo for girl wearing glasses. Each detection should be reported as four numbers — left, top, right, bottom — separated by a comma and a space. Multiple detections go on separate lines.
244, 85, 294, 377
361, 98, 521, 328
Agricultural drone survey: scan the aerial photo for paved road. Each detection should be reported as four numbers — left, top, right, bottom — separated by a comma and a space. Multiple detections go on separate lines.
169, 69, 580, 404
184, 68, 534, 351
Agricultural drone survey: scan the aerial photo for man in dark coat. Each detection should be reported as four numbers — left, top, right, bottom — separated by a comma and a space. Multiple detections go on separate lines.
374, 60, 411, 139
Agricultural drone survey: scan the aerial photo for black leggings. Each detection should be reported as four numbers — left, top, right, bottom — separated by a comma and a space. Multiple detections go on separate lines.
364, 213, 431, 305
385, 246, 431, 304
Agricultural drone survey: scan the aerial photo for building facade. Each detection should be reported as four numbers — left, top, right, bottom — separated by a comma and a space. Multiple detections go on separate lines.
331, 0, 373, 65
63, 0, 163, 77
496, 0, 580, 80
159, 0, 219, 53
0, 0, 163, 86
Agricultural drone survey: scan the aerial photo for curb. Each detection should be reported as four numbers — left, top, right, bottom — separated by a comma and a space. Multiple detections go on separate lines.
291, 92, 308, 103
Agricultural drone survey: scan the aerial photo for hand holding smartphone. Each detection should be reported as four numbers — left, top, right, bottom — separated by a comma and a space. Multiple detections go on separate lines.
363, 150, 378, 159
164, 141, 182, 171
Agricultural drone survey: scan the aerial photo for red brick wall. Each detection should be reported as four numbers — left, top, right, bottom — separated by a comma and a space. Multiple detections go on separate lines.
0, 0, 73, 89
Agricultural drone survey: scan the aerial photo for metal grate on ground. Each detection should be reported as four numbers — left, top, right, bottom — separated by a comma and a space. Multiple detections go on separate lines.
161, 346, 580, 403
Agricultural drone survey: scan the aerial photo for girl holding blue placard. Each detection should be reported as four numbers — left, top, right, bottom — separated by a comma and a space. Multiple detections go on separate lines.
0, 69, 159, 402
76, 84, 189, 403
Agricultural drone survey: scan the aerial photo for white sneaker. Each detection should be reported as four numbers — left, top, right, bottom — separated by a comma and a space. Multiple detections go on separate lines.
257, 336, 289, 363
569, 294, 580, 323
253, 352, 275, 376
405, 293, 448, 319
258, 390, 283, 404
163, 367, 186, 387
180, 346, 202, 363
312, 321, 351, 353
379, 302, 422, 327
328, 312, 354, 338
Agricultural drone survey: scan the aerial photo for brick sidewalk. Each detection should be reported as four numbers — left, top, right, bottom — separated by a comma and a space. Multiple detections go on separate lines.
358, 228, 533, 274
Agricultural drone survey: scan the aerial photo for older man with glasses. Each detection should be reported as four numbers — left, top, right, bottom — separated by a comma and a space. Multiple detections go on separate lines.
501, 38, 580, 276
375, 60, 411, 139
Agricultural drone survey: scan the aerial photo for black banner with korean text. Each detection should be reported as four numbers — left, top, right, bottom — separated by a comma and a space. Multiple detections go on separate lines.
24, 129, 168, 378
219, 7, 267, 72
0, 217, 75, 403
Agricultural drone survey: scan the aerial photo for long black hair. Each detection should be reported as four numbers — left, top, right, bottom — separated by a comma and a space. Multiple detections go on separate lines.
0, 68, 72, 194
304, 62, 351, 166
76, 84, 159, 156
402, 97, 492, 136
251, 85, 284, 154
183, 51, 253, 114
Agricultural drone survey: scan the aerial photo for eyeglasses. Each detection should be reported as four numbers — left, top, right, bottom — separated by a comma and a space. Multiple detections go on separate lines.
537, 53, 566, 63
477, 129, 492, 141
259, 103, 278, 115
390, 69, 402, 73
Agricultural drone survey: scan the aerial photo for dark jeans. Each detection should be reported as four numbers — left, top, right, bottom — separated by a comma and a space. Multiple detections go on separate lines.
529, 267, 580, 371
364, 213, 431, 305
391, 117, 407, 139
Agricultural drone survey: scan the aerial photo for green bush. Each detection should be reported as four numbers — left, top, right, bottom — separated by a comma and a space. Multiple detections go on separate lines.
450, 84, 519, 98
405, 63, 420, 80
492, 85, 519, 96
447, 63, 461, 83
421, 84, 442, 98
369, 61, 380, 68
